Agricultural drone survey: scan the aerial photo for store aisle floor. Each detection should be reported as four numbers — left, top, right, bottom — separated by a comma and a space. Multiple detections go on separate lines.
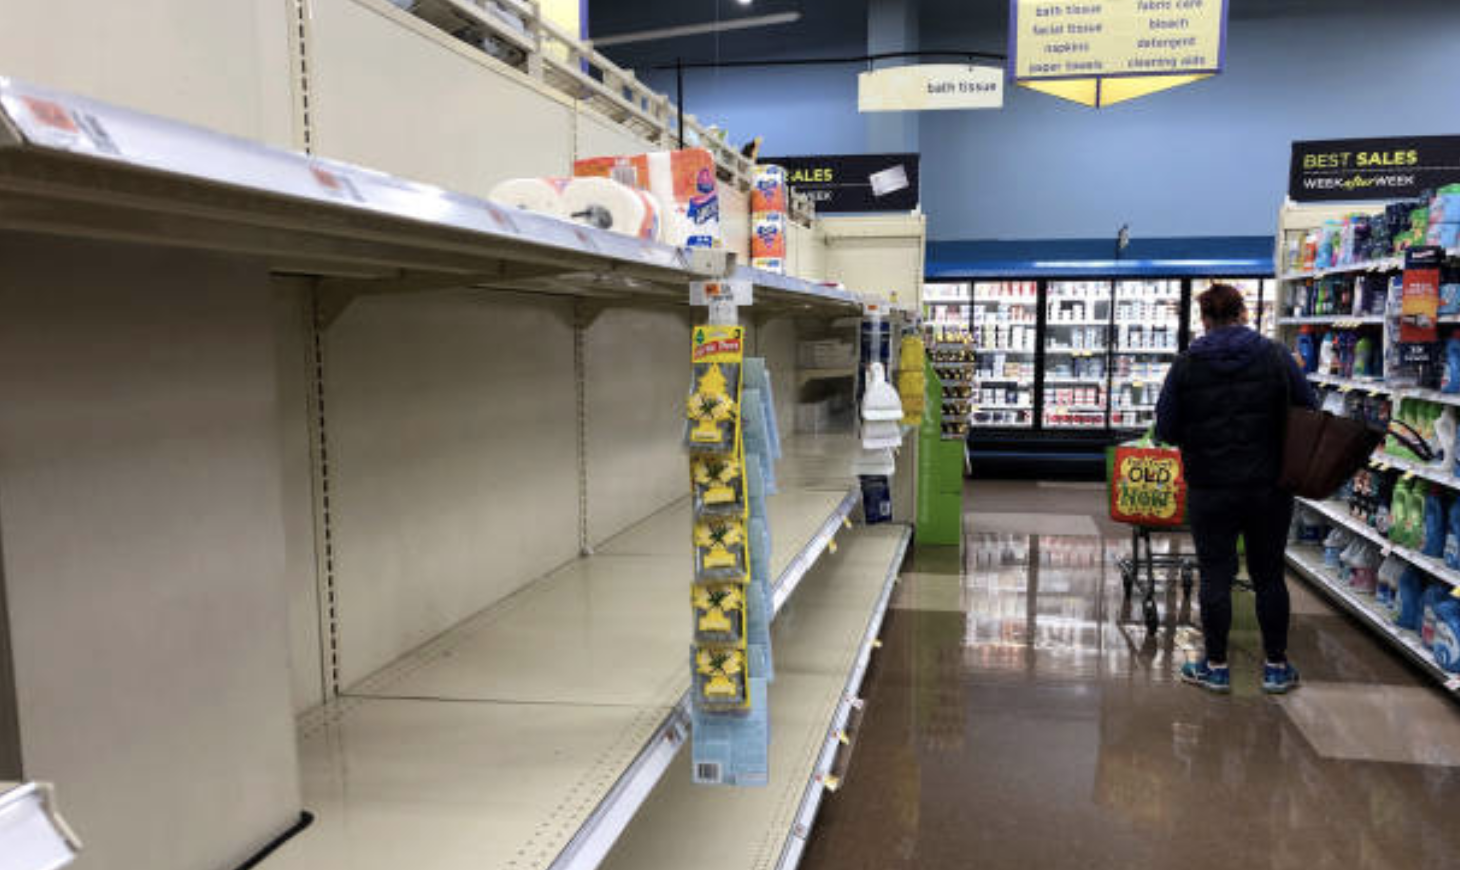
800, 480, 1460, 870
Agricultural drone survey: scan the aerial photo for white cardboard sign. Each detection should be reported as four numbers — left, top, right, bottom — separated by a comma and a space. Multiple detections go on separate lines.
857, 64, 1004, 113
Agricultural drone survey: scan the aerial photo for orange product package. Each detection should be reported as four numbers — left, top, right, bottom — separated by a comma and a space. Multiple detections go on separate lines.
574, 148, 721, 248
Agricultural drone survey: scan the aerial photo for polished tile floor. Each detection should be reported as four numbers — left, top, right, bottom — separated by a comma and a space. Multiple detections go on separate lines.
802, 480, 1460, 870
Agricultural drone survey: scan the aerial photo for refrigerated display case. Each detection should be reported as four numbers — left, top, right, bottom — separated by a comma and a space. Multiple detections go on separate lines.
1110, 280, 1180, 431
965, 281, 1038, 429
1188, 278, 1276, 340
1042, 280, 1111, 430
923, 282, 972, 332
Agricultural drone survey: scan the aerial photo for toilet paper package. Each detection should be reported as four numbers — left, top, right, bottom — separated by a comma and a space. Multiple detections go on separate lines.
561, 176, 661, 240
575, 148, 721, 248
752, 212, 787, 264
488, 177, 569, 219
751, 165, 788, 214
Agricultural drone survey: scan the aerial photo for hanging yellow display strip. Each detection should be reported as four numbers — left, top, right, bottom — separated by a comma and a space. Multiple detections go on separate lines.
686, 325, 753, 712
1009, 0, 1227, 108
1019, 74, 1211, 108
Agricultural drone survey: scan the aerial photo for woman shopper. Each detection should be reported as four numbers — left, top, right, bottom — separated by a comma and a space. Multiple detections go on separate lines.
1155, 284, 1318, 694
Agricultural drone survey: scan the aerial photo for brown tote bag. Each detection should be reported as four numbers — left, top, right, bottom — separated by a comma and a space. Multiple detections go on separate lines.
1275, 346, 1384, 499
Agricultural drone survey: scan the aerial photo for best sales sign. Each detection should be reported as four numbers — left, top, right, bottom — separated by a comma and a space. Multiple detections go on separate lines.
1289, 136, 1460, 202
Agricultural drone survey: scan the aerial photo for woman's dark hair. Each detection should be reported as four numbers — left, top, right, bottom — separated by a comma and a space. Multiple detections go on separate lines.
1197, 283, 1246, 326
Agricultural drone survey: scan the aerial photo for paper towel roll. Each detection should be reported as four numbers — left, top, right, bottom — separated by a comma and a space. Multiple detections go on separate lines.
562, 176, 658, 239
752, 165, 788, 214
752, 212, 787, 260
488, 177, 568, 219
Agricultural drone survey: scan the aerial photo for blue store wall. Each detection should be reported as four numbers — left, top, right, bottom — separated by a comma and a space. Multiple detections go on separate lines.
593, 0, 1460, 248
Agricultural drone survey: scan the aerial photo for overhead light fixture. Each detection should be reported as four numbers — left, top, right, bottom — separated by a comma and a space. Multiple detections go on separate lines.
590, 12, 800, 48
0, 782, 82, 870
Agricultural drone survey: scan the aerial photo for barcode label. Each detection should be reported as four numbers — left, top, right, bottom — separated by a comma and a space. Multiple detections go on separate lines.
695, 762, 722, 784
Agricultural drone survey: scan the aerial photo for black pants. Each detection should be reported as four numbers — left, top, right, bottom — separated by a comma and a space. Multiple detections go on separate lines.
1187, 486, 1294, 664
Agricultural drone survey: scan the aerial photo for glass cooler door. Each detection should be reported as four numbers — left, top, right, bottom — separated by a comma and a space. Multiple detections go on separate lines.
1111, 279, 1181, 431
1189, 278, 1273, 340
968, 281, 1038, 430
1041, 280, 1112, 430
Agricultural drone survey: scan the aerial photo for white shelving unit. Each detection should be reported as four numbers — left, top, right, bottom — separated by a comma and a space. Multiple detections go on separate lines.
597, 525, 912, 870
1294, 497, 1459, 588
1307, 372, 1460, 409
0, 782, 82, 870
267, 438, 880, 870
1278, 315, 1385, 326
0, 77, 922, 870
1285, 546, 1460, 694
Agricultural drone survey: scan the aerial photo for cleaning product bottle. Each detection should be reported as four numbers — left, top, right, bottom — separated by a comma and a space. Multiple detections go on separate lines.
1377, 555, 1404, 606
1338, 538, 1363, 585
1324, 527, 1350, 568
1436, 408, 1456, 470
1422, 584, 1451, 648
1443, 331, 1460, 394
1396, 568, 1426, 630
1351, 545, 1379, 594
1388, 478, 1410, 545
1354, 333, 1375, 379
1431, 597, 1460, 672
1319, 332, 1337, 375
1424, 487, 1447, 557
1402, 479, 1424, 548
1446, 497, 1460, 570
1297, 327, 1318, 374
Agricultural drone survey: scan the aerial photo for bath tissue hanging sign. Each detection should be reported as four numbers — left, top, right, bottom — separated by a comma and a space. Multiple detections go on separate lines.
857, 64, 1004, 113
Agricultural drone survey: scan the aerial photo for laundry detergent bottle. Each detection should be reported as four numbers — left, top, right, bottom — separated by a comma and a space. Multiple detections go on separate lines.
1424, 487, 1447, 558
1354, 334, 1375, 378
1431, 596, 1460, 672
1396, 568, 1426, 631
1444, 331, 1460, 394
1297, 327, 1318, 374
1319, 332, 1337, 375
1445, 497, 1460, 570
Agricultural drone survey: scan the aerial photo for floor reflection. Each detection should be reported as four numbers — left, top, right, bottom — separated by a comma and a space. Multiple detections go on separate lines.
802, 492, 1460, 870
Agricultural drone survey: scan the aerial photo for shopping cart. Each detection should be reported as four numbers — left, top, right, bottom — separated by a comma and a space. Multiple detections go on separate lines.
1107, 440, 1198, 632
1116, 524, 1197, 633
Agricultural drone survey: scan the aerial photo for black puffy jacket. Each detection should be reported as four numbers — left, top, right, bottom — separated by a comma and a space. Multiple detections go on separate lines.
1154, 327, 1318, 489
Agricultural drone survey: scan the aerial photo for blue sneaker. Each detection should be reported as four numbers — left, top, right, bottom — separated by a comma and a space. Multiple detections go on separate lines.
1180, 660, 1231, 693
1263, 661, 1301, 694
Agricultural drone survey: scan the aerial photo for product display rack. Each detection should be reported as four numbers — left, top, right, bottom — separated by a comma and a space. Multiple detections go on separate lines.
0, 78, 922, 870
0, 77, 860, 317
1274, 200, 1460, 687
272, 438, 880, 870
597, 525, 912, 870
1285, 546, 1460, 693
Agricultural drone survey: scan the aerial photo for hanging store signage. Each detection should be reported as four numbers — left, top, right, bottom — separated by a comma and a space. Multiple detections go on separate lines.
1289, 136, 1460, 202
857, 64, 1004, 112
762, 154, 920, 213
1008, 0, 1228, 108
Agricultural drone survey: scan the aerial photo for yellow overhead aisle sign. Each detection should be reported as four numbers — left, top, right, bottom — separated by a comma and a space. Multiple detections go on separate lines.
1010, 0, 1228, 107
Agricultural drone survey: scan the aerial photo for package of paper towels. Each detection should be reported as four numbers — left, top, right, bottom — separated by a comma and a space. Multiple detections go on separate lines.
488, 177, 569, 219
751, 212, 786, 273
751, 165, 788, 214
575, 148, 720, 248
561, 176, 661, 240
